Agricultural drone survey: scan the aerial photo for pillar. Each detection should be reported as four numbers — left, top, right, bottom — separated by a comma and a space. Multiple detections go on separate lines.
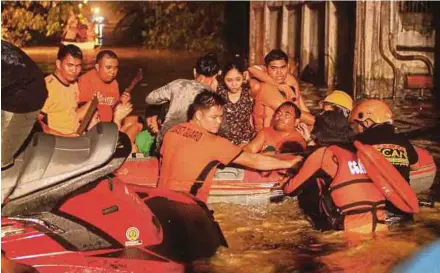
326, 1, 338, 90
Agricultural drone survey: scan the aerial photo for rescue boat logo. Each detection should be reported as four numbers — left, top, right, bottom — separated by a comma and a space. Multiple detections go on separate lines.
125, 227, 142, 246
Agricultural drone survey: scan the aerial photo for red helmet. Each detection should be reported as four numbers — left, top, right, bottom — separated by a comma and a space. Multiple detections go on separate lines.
349, 99, 393, 125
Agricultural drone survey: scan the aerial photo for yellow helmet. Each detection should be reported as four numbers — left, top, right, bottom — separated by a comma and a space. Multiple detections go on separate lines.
323, 90, 353, 112
349, 99, 393, 124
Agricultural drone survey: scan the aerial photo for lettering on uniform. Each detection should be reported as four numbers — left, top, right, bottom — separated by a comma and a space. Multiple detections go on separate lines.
171, 126, 202, 142
348, 160, 367, 175
97, 95, 116, 106
373, 144, 409, 167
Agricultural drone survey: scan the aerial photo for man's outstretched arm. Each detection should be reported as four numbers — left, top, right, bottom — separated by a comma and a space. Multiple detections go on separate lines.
233, 151, 303, 171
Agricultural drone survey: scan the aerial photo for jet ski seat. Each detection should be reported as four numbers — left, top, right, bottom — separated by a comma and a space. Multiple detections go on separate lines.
2, 123, 119, 202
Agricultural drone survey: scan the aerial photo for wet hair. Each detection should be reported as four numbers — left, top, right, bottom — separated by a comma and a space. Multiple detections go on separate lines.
332, 105, 350, 118
321, 102, 351, 118
96, 50, 118, 64
312, 111, 355, 146
187, 90, 226, 120
57, 44, 83, 61
195, 53, 220, 77
264, 49, 288, 66
144, 104, 164, 119
220, 54, 248, 87
275, 101, 301, 119
223, 54, 248, 75
140, 104, 164, 134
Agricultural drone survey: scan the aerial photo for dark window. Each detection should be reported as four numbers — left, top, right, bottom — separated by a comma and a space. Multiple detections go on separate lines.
399, 1, 433, 13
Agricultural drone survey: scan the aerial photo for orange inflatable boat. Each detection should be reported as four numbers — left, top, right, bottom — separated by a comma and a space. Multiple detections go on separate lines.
115, 155, 285, 205
115, 147, 436, 205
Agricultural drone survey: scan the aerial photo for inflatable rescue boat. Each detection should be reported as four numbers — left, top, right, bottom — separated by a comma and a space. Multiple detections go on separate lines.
115, 146, 437, 205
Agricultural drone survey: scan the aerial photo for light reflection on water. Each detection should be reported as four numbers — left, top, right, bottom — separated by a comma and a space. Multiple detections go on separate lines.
24, 47, 440, 273
193, 200, 440, 273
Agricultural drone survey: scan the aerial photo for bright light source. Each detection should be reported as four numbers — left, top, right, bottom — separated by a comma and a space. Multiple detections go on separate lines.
83, 0, 88, 4
95, 16, 104, 23
78, 3, 83, 8
93, 7, 100, 14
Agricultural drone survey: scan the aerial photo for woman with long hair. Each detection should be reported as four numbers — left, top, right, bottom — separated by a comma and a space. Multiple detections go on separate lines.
217, 55, 255, 145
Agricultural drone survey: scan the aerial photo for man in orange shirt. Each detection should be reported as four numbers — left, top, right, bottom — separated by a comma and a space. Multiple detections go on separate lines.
78, 50, 131, 123
159, 90, 303, 203
244, 101, 307, 154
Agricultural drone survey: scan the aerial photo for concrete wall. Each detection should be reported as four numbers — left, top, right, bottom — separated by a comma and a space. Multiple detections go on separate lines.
249, 1, 305, 76
249, 1, 354, 93
249, 1, 435, 99
354, 1, 435, 99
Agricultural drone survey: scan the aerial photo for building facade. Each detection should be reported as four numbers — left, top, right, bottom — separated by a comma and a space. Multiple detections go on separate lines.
249, 1, 435, 99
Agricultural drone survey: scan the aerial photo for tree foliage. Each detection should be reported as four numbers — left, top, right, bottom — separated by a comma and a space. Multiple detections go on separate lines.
2, 1, 226, 51
112, 1, 226, 51
1, 1, 90, 46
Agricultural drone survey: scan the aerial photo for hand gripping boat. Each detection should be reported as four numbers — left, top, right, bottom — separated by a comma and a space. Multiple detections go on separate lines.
1, 123, 226, 273
115, 146, 436, 205
354, 141, 420, 213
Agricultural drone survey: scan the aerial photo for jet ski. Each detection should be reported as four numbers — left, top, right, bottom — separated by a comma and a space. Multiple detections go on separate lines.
1, 123, 226, 273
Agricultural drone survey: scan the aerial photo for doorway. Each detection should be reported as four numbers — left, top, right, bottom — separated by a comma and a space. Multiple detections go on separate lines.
335, 1, 356, 95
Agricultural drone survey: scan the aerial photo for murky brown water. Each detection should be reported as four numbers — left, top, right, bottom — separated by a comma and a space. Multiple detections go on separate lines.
25, 47, 440, 273
190, 200, 440, 273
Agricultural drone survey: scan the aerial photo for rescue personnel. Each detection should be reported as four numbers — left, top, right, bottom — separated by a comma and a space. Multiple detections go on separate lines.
250, 49, 309, 131
283, 111, 387, 233
349, 99, 420, 224
244, 101, 306, 154
301, 90, 354, 126
297, 90, 354, 146
319, 90, 353, 118
159, 90, 303, 203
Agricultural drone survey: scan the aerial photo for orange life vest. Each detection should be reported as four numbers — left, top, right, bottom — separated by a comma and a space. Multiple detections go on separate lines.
319, 145, 386, 232
253, 93, 273, 132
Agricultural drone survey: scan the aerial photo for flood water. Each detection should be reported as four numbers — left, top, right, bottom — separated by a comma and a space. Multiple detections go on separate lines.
24, 47, 440, 273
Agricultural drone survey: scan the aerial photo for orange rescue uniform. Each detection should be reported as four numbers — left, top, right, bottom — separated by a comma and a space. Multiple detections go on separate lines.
159, 122, 242, 202
78, 69, 120, 122
283, 145, 387, 233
